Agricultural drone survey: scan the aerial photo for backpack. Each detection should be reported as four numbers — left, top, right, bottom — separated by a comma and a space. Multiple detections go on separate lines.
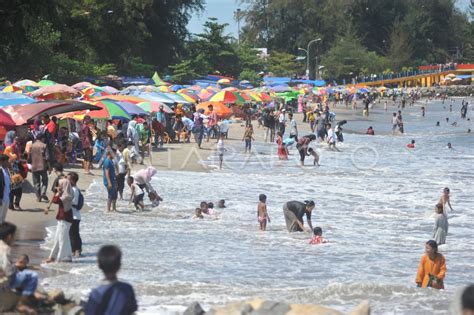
75, 189, 84, 210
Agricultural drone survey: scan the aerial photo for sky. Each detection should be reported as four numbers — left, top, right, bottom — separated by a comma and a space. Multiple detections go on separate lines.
187, 0, 472, 37
187, 0, 243, 38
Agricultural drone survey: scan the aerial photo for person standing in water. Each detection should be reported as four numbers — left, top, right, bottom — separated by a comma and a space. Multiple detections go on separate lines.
439, 187, 454, 212
282, 200, 315, 232
217, 133, 226, 170
416, 240, 446, 289
433, 203, 448, 245
257, 194, 270, 231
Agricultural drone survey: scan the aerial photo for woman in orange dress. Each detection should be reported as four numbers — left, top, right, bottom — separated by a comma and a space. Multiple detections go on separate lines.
416, 240, 446, 289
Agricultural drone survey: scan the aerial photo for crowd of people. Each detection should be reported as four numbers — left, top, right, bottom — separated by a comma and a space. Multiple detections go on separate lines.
0, 88, 472, 313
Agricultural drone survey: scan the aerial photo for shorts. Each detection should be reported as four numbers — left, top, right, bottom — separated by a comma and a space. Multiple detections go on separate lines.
84, 148, 93, 162
106, 184, 118, 200
392, 124, 398, 131
133, 193, 144, 205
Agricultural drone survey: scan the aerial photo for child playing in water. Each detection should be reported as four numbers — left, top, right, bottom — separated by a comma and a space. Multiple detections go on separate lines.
307, 148, 320, 166
192, 208, 204, 219
257, 194, 270, 231
438, 187, 454, 212
309, 227, 328, 244
407, 139, 415, 148
127, 176, 144, 211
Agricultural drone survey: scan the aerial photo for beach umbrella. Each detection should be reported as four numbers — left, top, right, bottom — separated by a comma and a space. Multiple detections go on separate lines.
0, 109, 17, 127
115, 101, 149, 116
131, 92, 175, 104
37, 79, 56, 87
222, 87, 238, 92
13, 80, 40, 92
270, 85, 290, 92
209, 91, 240, 103
31, 84, 80, 99
259, 93, 272, 102
1, 100, 101, 125
82, 86, 110, 97
0, 95, 35, 107
2, 85, 23, 93
246, 92, 263, 102
83, 100, 131, 120
94, 95, 147, 104
72, 81, 96, 90
198, 89, 215, 101
240, 80, 250, 84
177, 92, 198, 103
162, 92, 191, 104
217, 78, 231, 84
137, 101, 173, 114
102, 86, 119, 95
196, 101, 232, 118
159, 86, 173, 93
445, 73, 456, 79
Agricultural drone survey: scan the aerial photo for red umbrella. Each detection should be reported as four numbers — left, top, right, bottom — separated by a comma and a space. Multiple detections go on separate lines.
1, 100, 101, 125
0, 109, 16, 127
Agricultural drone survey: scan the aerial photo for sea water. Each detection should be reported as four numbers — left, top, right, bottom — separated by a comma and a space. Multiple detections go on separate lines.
41, 99, 474, 314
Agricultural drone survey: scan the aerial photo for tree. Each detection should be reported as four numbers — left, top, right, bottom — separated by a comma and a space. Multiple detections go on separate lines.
385, 18, 414, 71
267, 51, 302, 77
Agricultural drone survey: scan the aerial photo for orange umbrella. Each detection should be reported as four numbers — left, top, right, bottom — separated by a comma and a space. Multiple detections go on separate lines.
196, 102, 232, 118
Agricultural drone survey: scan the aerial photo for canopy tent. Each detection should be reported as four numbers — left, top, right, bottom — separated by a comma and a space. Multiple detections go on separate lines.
196, 102, 232, 118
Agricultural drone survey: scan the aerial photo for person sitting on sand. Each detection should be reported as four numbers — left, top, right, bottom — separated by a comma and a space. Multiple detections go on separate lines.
85, 245, 137, 315
309, 227, 328, 244
407, 140, 415, 149
0, 222, 41, 314
307, 148, 320, 166
439, 187, 454, 212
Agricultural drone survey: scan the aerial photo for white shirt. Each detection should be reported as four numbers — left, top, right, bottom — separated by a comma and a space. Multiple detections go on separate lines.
290, 119, 297, 135
182, 117, 194, 131
327, 129, 336, 142
279, 113, 286, 123
116, 151, 126, 174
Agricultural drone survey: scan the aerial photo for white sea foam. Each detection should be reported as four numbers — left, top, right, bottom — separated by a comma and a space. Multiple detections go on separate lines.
40, 100, 474, 314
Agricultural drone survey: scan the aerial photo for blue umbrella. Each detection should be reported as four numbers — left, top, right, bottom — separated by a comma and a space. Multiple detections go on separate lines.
0, 93, 35, 107
115, 101, 149, 116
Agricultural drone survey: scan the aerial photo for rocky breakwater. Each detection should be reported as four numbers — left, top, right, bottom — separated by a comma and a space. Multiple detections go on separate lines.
184, 299, 370, 315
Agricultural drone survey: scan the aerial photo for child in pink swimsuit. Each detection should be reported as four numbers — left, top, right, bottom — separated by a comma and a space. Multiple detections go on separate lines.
257, 194, 270, 231
309, 227, 328, 244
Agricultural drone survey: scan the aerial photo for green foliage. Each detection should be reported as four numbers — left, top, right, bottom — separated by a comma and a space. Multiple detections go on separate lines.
267, 51, 302, 77
0, 0, 204, 81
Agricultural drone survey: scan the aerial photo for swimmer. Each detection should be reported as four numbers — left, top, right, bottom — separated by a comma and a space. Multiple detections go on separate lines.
451, 121, 457, 127
307, 148, 320, 166
199, 201, 212, 215
309, 227, 328, 244
257, 194, 270, 231
468, 129, 471, 133
447, 143, 452, 149
438, 187, 454, 212
366, 126, 375, 135
192, 208, 204, 219
217, 199, 226, 208
446, 117, 449, 123
436, 121, 440, 127
407, 139, 415, 149
421, 106, 425, 117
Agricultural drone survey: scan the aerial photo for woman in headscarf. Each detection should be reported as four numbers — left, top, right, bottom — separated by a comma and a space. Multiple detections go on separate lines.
44, 178, 73, 263
282, 200, 315, 232
416, 240, 446, 289
132, 167, 162, 206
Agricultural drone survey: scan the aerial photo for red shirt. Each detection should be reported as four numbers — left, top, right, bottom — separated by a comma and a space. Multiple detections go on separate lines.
309, 235, 327, 244
407, 143, 415, 148
53, 195, 73, 223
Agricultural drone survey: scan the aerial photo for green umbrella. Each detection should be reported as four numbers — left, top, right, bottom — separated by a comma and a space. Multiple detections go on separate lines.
38, 79, 56, 87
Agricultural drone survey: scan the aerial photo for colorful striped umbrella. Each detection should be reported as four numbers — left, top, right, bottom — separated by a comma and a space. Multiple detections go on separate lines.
137, 102, 173, 114
209, 91, 240, 103
177, 91, 198, 103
